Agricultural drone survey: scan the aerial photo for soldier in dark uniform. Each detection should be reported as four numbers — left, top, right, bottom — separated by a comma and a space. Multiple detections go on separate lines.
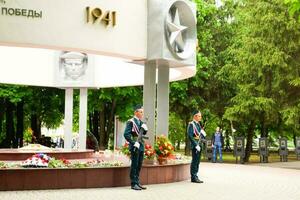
188, 110, 206, 183
124, 105, 148, 190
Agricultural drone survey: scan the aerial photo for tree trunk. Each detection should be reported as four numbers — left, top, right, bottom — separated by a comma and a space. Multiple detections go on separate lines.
99, 106, 106, 150
176, 141, 180, 150
92, 111, 100, 141
184, 116, 191, 156
31, 114, 41, 142
260, 114, 266, 138
265, 128, 269, 138
88, 113, 93, 133
16, 101, 24, 147
0, 98, 5, 138
244, 121, 256, 163
293, 131, 296, 147
5, 100, 15, 148
106, 100, 116, 149
260, 113, 269, 138
224, 127, 231, 152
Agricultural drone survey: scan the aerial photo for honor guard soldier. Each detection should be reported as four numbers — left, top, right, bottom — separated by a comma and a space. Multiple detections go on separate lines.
124, 105, 148, 190
188, 110, 206, 183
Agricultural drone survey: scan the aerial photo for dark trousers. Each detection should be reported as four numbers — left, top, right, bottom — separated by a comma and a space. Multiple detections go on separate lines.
190, 147, 201, 180
130, 149, 144, 186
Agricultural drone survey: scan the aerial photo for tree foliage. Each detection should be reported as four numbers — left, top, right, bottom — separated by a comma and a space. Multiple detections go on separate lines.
223, 0, 300, 161
1, 0, 300, 164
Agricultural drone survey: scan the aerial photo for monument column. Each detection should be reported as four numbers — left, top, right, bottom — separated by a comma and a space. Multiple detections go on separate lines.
78, 88, 88, 150
156, 65, 170, 137
147, 0, 197, 141
64, 88, 73, 150
143, 60, 157, 145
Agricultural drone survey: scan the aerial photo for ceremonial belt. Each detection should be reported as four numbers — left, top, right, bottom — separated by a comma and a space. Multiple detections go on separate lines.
130, 118, 140, 135
190, 121, 201, 137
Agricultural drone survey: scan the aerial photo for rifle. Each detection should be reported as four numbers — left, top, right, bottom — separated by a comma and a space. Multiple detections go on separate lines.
196, 136, 206, 154
196, 124, 206, 154
137, 125, 149, 143
134, 123, 148, 152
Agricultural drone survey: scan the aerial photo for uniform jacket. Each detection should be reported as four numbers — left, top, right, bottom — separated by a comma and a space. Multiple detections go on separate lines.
123, 117, 146, 152
188, 120, 205, 149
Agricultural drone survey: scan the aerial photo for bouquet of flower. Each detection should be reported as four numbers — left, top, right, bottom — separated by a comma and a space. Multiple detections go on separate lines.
120, 142, 131, 157
86, 159, 124, 167
48, 158, 71, 168
21, 153, 52, 168
154, 135, 174, 158
144, 143, 156, 160
0, 161, 7, 169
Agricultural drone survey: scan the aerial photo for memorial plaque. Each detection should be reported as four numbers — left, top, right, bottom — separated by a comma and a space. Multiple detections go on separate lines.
205, 138, 213, 160
296, 139, 300, 151
279, 138, 288, 162
234, 137, 245, 156
259, 138, 268, 154
258, 137, 269, 163
295, 138, 300, 160
234, 137, 245, 163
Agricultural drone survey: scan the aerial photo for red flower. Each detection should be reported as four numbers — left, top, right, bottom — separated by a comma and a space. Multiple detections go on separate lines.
61, 158, 70, 164
154, 135, 174, 158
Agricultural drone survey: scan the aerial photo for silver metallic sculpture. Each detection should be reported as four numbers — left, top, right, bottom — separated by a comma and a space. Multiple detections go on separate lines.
147, 0, 196, 66
165, 1, 196, 60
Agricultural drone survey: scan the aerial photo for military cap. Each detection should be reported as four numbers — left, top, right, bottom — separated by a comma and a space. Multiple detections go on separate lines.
192, 110, 201, 116
134, 104, 143, 111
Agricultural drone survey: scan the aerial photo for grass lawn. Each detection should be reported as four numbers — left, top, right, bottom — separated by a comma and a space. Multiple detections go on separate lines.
211, 152, 299, 164
174, 149, 300, 164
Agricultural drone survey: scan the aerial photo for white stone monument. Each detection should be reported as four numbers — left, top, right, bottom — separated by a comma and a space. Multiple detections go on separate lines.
0, 0, 197, 149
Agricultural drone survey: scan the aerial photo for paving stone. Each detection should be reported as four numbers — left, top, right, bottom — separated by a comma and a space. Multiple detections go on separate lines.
1, 162, 300, 200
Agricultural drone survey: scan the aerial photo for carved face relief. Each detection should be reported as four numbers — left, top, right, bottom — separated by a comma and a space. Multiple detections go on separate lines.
59, 52, 88, 81
63, 58, 86, 80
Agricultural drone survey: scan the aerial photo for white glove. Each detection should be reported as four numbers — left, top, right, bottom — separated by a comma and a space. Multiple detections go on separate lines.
134, 142, 140, 149
201, 129, 206, 137
141, 124, 148, 131
196, 145, 201, 152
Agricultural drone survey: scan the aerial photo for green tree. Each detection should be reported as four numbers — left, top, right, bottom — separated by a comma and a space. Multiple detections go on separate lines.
285, 0, 300, 21
169, 112, 185, 150
170, 0, 236, 155
88, 87, 142, 150
0, 84, 64, 148
26, 87, 64, 140
223, 0, 300, 162
0, 84, 29, 147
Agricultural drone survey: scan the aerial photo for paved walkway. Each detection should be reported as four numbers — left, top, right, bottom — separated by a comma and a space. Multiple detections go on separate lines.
251, 160, 300, 170
1, 162, 300, 200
